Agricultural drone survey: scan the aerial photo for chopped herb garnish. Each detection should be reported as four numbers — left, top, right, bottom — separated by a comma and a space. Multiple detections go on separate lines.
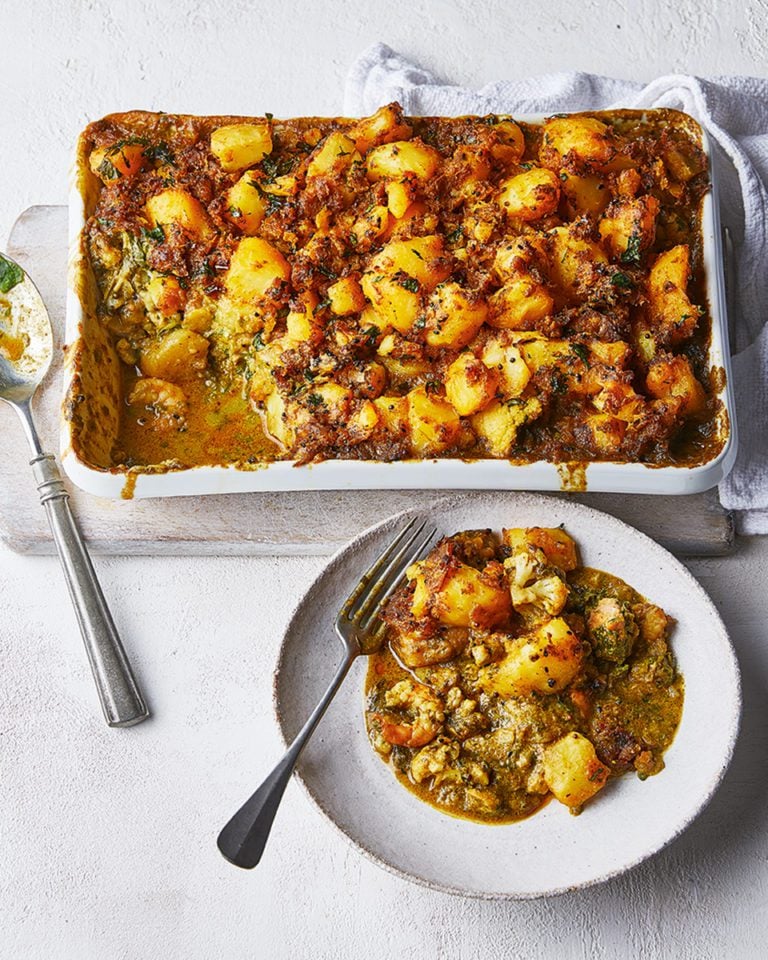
143, 141, 175, 166
410, 248, 424, 260
414, 315, 427, 330
97, 157, 121, 180
363, 324, 380, 344
445, 225, 463, 243
610, 271, 633, 289
140, 224, 166, 243
253, 332, 265, 350
265, 193, 287, 216
316, 264, 337, 280
261, 153, 294, 182
306, 392, 324, 408
620, 233, 642, 264
400, 277, 420, 293
0, 255, 24, 293
572, 343, 589, 362
265, 112, 274, 121
520, 162, 533, 171
559, 171, 569, 181
425, 379, 441, 394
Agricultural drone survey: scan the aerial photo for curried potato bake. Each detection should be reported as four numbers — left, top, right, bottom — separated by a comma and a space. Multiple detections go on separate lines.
71, 104, 723, 470
364, 525, 683, 823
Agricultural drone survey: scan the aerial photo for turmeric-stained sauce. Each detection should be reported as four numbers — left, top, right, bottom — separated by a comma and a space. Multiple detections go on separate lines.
364, 526, 683, 824
74, 105, 725, 471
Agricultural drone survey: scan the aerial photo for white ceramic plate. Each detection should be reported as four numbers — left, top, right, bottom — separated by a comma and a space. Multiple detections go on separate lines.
273, 492, 741, 899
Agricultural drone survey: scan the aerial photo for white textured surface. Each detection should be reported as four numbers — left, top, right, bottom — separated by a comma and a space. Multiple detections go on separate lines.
2, 2, 768, 958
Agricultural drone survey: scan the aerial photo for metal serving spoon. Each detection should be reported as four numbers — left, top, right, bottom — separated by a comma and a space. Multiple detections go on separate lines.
0, 252, 148, 727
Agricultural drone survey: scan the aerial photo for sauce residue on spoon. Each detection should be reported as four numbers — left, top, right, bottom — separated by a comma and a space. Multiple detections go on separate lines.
0, 255, 53, 382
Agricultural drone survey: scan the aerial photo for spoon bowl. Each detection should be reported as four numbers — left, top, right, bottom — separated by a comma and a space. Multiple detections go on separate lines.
0, 263, 53, 404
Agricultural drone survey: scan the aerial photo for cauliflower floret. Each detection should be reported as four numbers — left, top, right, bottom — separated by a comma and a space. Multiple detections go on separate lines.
410, 739, 460, 784
503, 547, 569, 618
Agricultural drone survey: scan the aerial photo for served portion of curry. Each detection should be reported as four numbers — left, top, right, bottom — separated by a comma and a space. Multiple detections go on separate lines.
72, 104, 724, 471
364, 525, 683, 824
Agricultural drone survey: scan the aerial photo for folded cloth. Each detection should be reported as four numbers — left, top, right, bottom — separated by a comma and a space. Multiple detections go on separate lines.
345, 43, 768, 534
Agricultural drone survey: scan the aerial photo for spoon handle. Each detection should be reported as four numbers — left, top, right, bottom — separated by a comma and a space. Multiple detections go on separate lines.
30, 453, 149, 727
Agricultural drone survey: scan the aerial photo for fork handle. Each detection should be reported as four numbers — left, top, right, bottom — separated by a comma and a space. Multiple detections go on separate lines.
31, 453, 149, 728
217, 651, 356, 869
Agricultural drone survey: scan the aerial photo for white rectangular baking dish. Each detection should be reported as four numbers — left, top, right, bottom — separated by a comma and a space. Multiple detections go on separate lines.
62, 114, 737, 499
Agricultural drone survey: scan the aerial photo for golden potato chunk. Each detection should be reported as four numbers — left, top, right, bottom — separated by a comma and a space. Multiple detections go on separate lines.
490, 120, 525, 164
471, 397, 542, 457
598, 195, 659, 260
285, 293, 322, 345
140, 328, 209, 382
366, 140, 440, 181
498, 168, 560, 221
492, 236, 546, 281
372, 395, 410, 440
483, 617, 583, 695
262, 390, 295, 450
304, 381, 352, 420
224, 173, 267, 234
307, 132, 361, 178
370, 235, 451, 290
424, 283, 488, 348
548, 227, 608, 303
90, 143, 147, 183
646, 354, 706, 417
210, 123, 272, 172
144, 275, 186, 319
502, 527, 579, 571
347, 399, 380, 440
146, 189, 212, 240
347, 103, 413, 153
543, 733, 610, 808
517, 337, 573, 372
445, 352, 499, 416
351, 204, 391, 246
128, 378, 187, 418
361, 273, 420, 333
561, 173, 610, 217
407, 386, 461, 456
586, 412, 627, 455
328, 276, 366, 316
488, 277, 553, 330
480, 338, 531, 398
432, 562, 512, 629
225, 237, 290, 304
647, 245, 698, 344
540, 116, 615, 169
385, 180, 416, 219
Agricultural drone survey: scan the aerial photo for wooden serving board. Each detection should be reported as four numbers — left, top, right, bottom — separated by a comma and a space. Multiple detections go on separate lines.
0, 205, 735, 557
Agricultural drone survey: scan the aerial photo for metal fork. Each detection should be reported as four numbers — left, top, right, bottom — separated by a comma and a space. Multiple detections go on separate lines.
216, 515, 436, 869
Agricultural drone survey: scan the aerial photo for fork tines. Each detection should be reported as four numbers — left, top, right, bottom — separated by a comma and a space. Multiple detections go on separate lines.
341, 516, 437, 631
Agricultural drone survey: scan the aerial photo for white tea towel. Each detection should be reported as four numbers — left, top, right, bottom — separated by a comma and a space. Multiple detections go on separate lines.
345, 43, 768, 534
